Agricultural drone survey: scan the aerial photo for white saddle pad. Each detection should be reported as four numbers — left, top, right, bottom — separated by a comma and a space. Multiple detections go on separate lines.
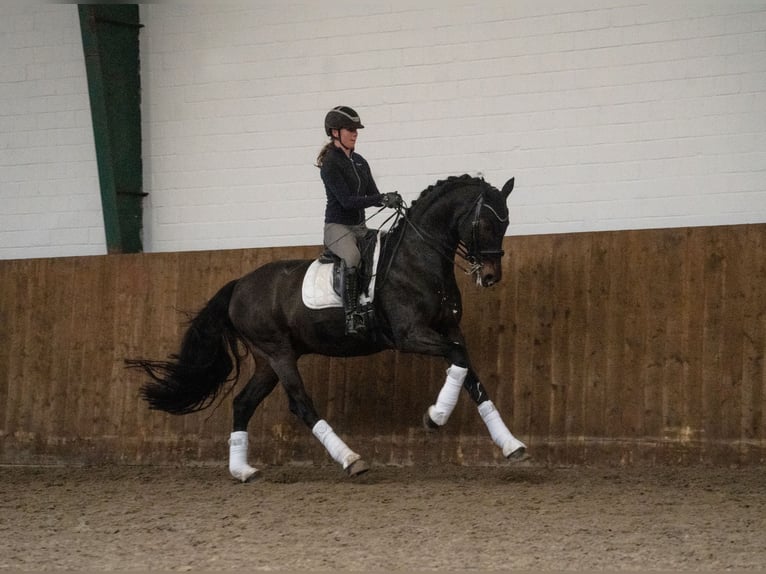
302, 231, 382, 310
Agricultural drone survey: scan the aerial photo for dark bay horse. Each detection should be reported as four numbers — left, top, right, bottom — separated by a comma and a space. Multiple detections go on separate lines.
127, 174, 526, 481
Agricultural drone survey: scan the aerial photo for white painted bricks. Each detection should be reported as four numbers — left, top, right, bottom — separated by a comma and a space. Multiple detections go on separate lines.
2, 2, 765, 259
1, 5, 104, 259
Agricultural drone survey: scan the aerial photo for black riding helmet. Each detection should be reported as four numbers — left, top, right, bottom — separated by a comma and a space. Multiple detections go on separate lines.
324, 106, 364, 136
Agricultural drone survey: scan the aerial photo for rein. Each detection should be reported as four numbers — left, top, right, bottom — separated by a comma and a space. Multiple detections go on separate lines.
404, 211, 481, 276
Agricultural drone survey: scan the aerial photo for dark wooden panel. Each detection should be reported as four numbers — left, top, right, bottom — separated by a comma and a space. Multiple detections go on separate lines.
1, 224, 764, 466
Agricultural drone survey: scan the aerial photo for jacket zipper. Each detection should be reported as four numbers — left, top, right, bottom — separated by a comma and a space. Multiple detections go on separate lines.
349, 155, 362, 196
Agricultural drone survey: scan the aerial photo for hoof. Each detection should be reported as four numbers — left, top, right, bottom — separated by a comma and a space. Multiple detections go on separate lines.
346, 459, 370, 477
230, 466, 261, 483
506, 447, 530, 462
423, 412, 440, 432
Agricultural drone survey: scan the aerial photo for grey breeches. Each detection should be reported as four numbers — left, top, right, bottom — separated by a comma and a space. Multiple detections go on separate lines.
323, 223, 368, 269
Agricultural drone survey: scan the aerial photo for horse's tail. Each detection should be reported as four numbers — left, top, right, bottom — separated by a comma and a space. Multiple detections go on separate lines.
126, 279, 247, 415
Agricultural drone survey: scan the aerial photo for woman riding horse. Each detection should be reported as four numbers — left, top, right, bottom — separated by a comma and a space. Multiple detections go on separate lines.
316, 106, 402, 335
128, 173, 525, 481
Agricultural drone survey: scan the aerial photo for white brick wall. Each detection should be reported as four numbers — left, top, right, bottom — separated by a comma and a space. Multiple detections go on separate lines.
2, 2, 765, 258
0, 4, 104, 259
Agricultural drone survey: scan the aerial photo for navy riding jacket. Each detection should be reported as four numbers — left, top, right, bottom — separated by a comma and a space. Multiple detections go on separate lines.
321, 146, 383, 225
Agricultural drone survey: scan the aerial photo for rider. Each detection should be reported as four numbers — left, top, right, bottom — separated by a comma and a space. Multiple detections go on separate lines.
316, 106, 401, 335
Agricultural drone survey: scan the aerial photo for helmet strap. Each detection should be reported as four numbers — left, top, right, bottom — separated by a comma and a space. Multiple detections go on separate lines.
332, 130, 354, 154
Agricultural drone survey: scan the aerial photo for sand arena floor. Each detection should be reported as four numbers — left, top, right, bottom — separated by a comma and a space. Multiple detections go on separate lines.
1, 462, 764, 571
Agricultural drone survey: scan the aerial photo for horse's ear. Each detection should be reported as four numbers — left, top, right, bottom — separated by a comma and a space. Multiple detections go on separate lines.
501, 177, 515, 199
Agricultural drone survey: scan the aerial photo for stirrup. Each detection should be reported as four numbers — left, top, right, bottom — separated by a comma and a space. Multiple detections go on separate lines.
345, 310, 367, 336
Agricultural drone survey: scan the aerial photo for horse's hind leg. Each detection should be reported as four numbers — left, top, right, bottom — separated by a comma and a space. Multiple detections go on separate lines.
272, 355, 369, 477
229, 362, 279, 482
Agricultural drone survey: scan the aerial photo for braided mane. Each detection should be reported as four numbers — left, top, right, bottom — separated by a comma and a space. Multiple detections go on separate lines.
410, 174, 495, 208
389, 174, 498, 235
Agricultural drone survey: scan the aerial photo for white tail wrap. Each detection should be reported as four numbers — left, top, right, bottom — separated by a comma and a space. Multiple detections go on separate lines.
478, 400, 526, 457
427, 365, 468, 426
312, 420, 361, 469
228, 431, 259, 482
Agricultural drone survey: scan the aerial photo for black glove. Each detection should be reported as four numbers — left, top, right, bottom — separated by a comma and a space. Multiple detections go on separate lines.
381, 192, 403, 209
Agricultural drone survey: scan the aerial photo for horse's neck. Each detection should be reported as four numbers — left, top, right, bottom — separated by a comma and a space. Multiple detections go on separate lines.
407, 192, 466, 249
381, 193, 466, 282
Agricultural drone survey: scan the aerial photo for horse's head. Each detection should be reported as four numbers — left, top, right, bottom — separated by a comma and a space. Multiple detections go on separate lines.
398, 174, 515, 287
458, 177, 514, 287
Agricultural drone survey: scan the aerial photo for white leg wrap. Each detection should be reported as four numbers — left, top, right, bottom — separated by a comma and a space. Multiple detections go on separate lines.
228, 431, 259, 482
427, 365, 468, 426
312, 420, 361, 469
478, 401, 526, 458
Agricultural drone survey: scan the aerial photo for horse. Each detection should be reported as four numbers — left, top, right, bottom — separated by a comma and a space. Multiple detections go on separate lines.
127, 174, 527, 481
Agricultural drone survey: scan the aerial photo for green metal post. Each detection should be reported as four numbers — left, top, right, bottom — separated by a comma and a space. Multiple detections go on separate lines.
78, 5, 144, 254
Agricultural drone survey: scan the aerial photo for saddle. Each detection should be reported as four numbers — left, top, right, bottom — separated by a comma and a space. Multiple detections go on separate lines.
302, 230, 383, 310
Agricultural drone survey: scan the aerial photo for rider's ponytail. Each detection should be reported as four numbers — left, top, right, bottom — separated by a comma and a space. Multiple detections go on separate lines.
315, 140, 334, 168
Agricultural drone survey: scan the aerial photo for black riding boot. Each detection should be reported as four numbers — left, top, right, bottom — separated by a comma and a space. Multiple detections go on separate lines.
342, 265, 366, 336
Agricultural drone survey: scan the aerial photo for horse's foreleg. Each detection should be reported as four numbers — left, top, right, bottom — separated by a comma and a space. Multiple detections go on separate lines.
463, 369, 527, 460
477, 398, 527, 460
273, 357, 369, 477
421, 337, 475, 428
229, 363, 279, 483
420, 339, 527, 460
424, 364, 468, 427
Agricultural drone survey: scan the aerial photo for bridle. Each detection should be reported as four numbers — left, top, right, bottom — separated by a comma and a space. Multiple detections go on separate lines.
456, 193, 508, 272
381, 191, 508, 279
